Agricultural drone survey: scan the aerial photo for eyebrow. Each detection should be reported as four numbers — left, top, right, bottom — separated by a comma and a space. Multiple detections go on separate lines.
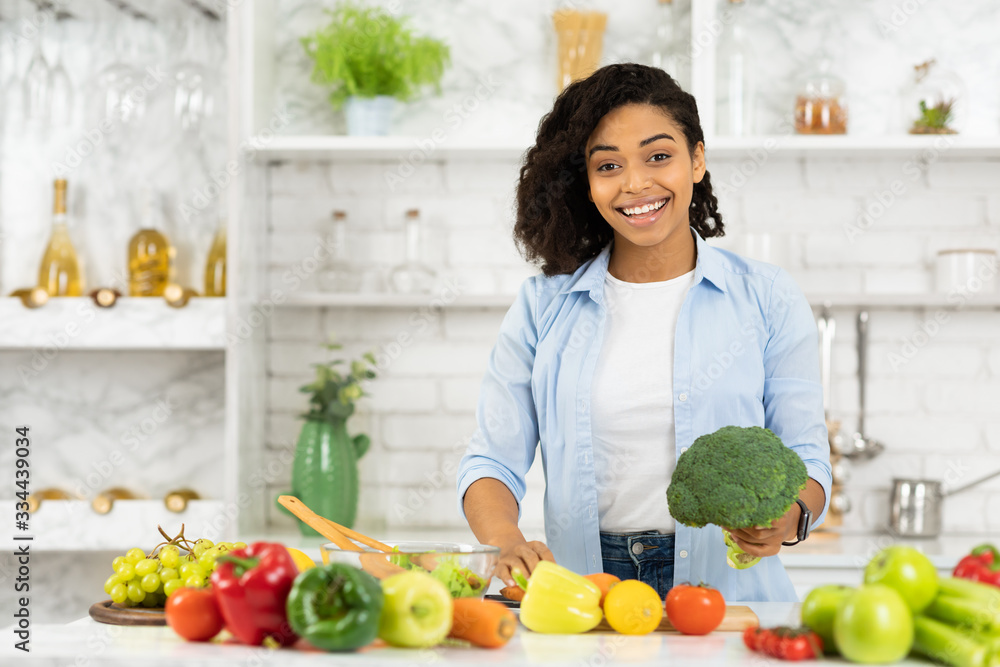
588, 133, 676, 159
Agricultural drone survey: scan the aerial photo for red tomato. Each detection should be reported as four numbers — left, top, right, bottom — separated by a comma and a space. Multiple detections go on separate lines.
165, 587, 224, 642
742, 626, 766, 651
763, 629, 785, 657
664, 583, 726, 635
781, 633, 823, 661
745, 625, 824, 661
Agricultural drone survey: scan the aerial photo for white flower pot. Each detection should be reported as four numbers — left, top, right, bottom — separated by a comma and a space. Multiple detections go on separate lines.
344, 95, 395, 136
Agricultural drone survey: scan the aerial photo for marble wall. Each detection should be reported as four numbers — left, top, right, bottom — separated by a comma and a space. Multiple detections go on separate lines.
259, 0, 1000, 538
269, 0, 1000, 138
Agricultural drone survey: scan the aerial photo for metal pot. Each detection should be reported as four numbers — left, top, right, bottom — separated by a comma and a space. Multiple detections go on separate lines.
890, 468, 1000, 538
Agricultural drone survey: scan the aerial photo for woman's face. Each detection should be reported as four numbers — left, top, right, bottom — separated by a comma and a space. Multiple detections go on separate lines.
585, 104, 705, 253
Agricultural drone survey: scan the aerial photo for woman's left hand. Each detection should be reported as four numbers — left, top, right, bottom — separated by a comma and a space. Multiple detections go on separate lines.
725, 501, 801, 558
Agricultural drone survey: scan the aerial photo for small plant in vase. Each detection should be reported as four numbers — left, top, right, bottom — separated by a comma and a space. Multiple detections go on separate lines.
911, 98, 956, 135
905, 60, 963, 135
301, 2, 451, 135
279, 341, 377, 535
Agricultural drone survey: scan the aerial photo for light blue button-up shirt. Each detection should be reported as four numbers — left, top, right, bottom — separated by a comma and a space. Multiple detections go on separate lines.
457, 228, 831, 602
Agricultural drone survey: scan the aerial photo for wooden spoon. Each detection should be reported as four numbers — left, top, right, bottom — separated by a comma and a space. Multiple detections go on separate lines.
277, 495, 404, 579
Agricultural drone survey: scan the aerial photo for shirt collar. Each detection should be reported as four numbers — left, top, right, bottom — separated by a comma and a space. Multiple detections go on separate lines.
560, 227, 728, 303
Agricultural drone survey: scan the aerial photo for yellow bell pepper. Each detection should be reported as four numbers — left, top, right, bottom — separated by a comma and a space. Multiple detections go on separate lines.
518, 561, 603, 633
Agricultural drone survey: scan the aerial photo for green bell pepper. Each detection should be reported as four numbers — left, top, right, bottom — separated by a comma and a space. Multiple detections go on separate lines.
285, 563, 384, 652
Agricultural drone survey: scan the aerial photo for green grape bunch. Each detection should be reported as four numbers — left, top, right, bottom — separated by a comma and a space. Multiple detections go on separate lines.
102, 524, 246, 608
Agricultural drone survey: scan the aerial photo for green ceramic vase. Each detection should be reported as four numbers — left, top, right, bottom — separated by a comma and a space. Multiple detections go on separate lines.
286, 417, 370, 536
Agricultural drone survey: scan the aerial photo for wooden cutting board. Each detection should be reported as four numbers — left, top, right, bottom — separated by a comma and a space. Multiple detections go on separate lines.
89, 600, 166, 626
590, 604, 757, 633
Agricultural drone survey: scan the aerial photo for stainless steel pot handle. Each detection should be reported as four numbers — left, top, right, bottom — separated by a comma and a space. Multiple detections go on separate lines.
856, 310, 869, 436
944, 467, 1000, 497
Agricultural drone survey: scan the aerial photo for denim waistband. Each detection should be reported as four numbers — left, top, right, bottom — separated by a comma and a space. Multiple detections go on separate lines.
599, 531, 675, 562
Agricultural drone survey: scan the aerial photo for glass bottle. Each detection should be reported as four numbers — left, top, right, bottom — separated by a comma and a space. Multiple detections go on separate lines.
38, 179, 83, 296
389, 209, 436, 294
26, 487, 75, 514
716, 0, 754, 136
794, 59, 848, 134
164, 488, 200, 513
128, 190, 175, 297
648, 0, 687, 88
92, 487, 138, 514
204, 221, 226, 297
319, 210, 362, 293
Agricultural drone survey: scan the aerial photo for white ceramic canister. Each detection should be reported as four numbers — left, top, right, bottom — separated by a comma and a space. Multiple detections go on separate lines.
934, 248, 998, 294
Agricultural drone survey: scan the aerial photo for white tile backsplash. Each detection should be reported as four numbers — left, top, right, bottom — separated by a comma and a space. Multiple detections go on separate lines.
254, 0, 1000, 535
265, 148, 1000, 534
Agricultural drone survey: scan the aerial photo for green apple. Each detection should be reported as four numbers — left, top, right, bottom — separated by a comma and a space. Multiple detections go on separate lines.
834, 584, 914, 664
800, 584, 854, 652
378, 570, 453, 648
863, 545, 939, 613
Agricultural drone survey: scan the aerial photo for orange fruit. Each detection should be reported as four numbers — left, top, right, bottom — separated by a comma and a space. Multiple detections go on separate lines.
603, 579, 664, 635
585, 572, 622, 607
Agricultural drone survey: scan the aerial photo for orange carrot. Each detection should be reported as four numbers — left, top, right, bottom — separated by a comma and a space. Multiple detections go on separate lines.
500, 586, 525, 602
448, 598, 517, 648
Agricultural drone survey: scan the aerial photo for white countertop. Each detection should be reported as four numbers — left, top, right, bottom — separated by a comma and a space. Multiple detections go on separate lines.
255, 526, 986, 571
2, 603, 938, 666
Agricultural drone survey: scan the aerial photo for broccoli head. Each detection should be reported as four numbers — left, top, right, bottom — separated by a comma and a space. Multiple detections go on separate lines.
667, 425, 809, 530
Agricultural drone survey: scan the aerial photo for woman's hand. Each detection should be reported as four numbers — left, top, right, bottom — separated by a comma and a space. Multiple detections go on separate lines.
494, 539, 556, 588
726, 501, 802, 559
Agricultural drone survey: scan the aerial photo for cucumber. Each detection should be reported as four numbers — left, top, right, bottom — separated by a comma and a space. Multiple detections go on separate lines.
913, 615, 989, 667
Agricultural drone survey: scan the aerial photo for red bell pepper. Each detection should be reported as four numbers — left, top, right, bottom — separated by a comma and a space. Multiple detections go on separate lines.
210, 542, 300, 646
953, 544, 1000, 587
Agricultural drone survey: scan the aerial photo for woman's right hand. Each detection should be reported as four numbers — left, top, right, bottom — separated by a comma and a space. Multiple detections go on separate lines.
494, 539, 556, 588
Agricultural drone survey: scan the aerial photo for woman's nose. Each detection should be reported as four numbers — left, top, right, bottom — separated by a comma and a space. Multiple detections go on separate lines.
621, 167, 652, 193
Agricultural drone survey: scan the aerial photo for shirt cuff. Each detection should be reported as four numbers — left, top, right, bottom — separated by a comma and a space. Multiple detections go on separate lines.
456, 465, 523, 523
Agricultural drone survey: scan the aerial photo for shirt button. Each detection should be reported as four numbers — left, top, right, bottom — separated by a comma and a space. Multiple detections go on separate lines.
679, 550, 689, 558
678, 393, 688, 402
631, 543, 644, 555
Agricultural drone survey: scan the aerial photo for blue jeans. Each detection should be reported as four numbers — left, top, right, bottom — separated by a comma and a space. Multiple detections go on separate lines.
600, 531, 675, 598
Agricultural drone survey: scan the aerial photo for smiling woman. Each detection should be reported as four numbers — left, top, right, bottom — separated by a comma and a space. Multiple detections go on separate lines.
585, 105, 706, 283
457, 63, 831, 603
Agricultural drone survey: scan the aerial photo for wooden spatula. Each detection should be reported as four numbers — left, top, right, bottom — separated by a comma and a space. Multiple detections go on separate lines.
277, 495, 405, 579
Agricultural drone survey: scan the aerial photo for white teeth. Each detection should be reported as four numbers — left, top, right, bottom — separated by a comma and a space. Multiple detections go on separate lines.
622, 198, 666, 217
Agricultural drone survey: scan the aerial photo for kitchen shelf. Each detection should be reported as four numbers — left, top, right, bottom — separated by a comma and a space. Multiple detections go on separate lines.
1, 500, 226, 551
0, 297, 227, 350
255, 134, 1000, 162
705, 135, 1000, 159
275, 292, 1000, 310
278, 292, 517, 308
259, 135, 531, 162
807, 293, 1000, 310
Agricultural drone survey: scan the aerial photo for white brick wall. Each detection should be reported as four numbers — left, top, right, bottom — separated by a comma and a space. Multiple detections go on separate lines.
265, 155, 1000, 536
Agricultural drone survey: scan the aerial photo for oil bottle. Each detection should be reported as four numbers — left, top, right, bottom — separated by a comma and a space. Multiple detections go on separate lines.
203, 221, 226, 297
38, 179, 83, 296
128, 189, 174, 296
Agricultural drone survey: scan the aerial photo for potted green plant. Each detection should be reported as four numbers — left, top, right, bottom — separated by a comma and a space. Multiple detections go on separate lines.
278, 341, 377, 535
301, 2, 451, 136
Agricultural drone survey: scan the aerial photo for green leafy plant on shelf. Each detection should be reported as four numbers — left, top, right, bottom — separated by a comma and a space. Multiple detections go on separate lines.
301, 2, 451, 110
911, 98, 957, 135
300, 341, 378, 421
281, 340, 379, 534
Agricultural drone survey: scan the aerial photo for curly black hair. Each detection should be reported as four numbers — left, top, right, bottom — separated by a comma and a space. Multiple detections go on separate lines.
514, 63, 725, 276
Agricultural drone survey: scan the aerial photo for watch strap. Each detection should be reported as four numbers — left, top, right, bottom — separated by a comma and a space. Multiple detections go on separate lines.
781, 498, 811, 546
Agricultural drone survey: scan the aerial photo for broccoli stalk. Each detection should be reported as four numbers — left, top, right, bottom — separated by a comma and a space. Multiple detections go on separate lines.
666, 426, 809, 570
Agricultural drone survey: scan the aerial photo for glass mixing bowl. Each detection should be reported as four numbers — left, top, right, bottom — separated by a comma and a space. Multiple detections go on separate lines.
320, 540, 500, 598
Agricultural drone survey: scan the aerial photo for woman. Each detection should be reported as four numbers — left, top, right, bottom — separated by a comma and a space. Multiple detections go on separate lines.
457, 63, 830, 601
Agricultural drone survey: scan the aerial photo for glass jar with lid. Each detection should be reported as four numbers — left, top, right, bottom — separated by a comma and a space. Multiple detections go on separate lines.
902, 59, 966, 135
794, 59, 848, 135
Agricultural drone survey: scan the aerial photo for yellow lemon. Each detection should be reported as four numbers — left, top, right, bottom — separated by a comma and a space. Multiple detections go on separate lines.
286, 547, 316, 572
604, 580, 663, 635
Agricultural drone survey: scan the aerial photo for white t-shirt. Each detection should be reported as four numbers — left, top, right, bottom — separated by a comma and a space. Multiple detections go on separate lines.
591, 268, 695, 534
